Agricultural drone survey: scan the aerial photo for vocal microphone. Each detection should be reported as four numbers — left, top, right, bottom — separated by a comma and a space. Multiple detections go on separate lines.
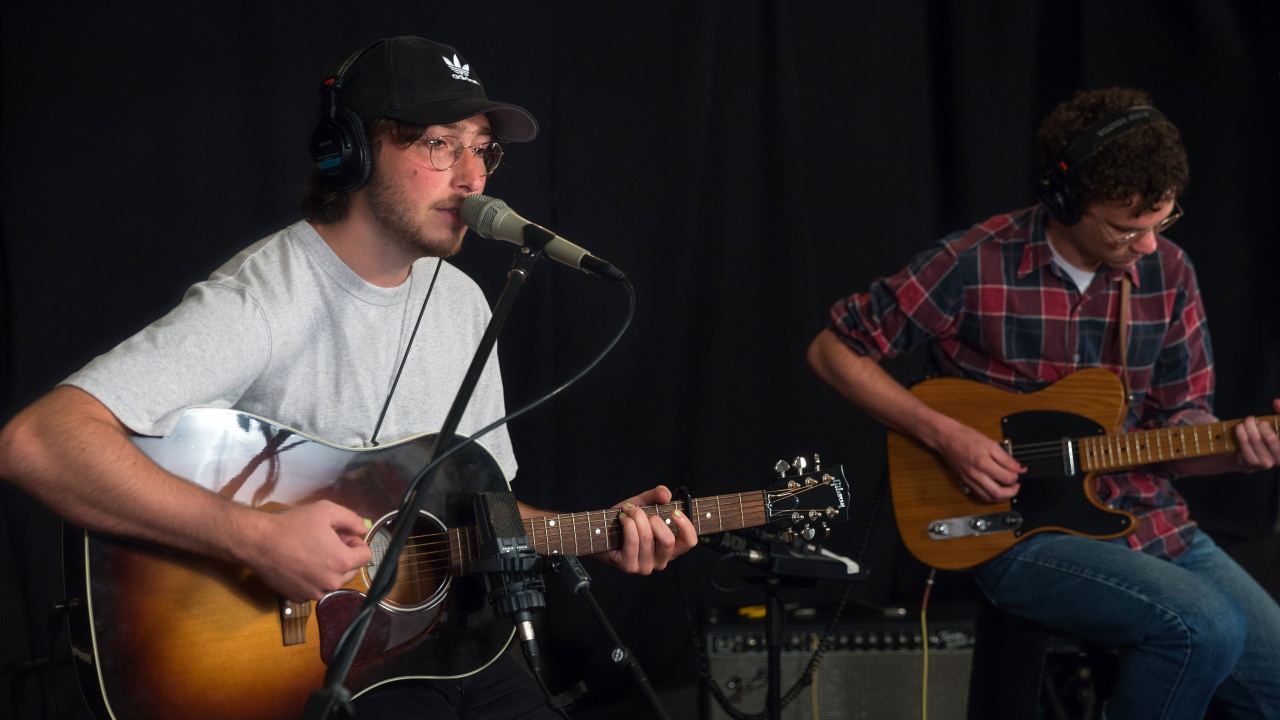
460, 194, 626, 282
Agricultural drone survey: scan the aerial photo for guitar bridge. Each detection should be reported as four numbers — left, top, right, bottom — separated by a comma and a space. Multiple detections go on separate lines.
927, 512, 1022, 540
280, 598, 312, 646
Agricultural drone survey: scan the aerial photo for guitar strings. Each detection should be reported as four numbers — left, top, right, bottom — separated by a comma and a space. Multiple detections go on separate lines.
365, 510, 781, 583
360, 483, 839, 584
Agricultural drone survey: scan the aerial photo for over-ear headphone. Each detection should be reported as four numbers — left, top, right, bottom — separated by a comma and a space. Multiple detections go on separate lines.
1038, 105, 1168, 226
308, 41, 383, 193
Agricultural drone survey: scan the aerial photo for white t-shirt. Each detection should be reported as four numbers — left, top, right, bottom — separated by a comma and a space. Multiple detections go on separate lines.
64, 220, 517, 480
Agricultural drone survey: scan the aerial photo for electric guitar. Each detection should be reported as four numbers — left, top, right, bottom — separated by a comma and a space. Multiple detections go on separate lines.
887, 368, 1277, 570
64, 408, 851, 720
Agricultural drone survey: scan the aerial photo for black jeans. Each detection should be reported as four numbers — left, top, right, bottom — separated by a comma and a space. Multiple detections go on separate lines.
350, 655, 558, 720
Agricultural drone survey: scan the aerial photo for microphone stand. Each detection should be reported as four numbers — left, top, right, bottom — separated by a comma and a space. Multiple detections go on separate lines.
549, 555, 671, 720
301, 243, 548, 720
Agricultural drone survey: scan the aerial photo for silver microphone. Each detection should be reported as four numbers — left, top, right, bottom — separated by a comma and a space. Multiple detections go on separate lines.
460, 194, 625, 281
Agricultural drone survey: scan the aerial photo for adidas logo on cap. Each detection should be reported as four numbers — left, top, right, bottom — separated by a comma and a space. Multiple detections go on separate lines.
443, 54, 480, 86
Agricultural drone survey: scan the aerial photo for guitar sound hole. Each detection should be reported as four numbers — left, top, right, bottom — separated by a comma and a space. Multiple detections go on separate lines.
363, 510, 451, 613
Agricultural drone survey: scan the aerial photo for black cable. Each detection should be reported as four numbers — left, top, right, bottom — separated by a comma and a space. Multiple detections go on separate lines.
370, 258, 444, 446
777, 577, 857, 709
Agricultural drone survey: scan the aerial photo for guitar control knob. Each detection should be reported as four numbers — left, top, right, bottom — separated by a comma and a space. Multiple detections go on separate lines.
969, 517, 991, 532
930, 522, 950, 536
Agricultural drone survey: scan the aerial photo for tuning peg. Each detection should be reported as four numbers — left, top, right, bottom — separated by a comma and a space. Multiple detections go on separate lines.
778, 531, 795, 544
801, 525, 816, 540
791, 457, 808, 474
813, 454, 821, 471
774, 460, 791, 476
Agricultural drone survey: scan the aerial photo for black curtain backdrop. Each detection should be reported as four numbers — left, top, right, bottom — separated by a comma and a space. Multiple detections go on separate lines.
3, 2, 1278, 718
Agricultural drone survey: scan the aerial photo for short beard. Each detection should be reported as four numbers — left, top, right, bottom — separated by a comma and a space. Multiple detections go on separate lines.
364, 169, 464, 259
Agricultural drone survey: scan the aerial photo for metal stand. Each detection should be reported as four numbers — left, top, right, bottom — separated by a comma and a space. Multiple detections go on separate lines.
302, 244, 548, 720
710, 528, 865, 720
550, 555, 671, 720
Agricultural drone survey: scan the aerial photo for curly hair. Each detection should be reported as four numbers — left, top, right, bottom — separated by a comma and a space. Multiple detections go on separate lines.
1037, 88, 1189, 213
299, 117, 431, 224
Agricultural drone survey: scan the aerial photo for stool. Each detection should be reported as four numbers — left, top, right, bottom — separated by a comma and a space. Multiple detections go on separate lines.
966, 599, 1119, 720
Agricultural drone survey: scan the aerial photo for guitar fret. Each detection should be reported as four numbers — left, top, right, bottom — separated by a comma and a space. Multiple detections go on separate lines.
738, 493, 745, 529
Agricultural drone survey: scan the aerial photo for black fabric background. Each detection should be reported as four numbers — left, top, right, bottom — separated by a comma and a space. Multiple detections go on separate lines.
2, 2, 1278, 717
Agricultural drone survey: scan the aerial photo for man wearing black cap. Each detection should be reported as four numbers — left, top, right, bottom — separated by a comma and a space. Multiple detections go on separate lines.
0, 36, 694, 718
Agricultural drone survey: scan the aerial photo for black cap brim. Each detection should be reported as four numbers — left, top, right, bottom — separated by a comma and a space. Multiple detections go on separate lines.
384, 97, 538, 143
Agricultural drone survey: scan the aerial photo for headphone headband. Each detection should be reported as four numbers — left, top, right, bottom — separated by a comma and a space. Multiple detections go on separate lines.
1038, 104, 1170, 226
1055, 105, 1166, 176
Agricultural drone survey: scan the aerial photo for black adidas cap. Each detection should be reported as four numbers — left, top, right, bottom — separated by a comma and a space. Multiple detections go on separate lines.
335, 36, 538, 142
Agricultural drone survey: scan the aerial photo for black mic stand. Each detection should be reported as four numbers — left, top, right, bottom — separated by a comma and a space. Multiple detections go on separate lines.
301, 244, 549, 720
549, 555, 670, 720
717, 529, 864, 720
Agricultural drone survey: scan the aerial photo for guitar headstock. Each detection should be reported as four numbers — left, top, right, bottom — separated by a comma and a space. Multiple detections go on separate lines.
762, 456, 851, 539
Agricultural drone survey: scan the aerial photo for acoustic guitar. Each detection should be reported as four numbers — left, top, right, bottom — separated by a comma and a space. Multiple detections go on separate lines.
64, 408, 851, 720
887, 368, 1277, 570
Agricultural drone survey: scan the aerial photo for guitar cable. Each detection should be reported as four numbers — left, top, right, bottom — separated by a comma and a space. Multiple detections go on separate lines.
322, 276, 637, 710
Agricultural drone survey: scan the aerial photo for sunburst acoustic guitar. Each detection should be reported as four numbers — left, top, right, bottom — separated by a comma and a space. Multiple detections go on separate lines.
887, 368, 1277, 571
64, 408, 851, 720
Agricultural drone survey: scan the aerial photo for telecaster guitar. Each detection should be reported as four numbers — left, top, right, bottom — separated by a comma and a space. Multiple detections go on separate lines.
64, 408, 851, 720
888, 368, 1277, 570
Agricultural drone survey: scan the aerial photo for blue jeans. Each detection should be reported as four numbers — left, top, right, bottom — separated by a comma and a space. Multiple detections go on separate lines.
973, 531, 1280, 720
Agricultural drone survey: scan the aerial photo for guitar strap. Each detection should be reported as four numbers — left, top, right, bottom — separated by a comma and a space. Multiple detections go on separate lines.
1119, 273, 1132, 404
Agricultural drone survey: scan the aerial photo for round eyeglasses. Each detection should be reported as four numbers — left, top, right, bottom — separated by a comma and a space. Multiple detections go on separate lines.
1090, 201, 1183, 248
422, 135, 504, 176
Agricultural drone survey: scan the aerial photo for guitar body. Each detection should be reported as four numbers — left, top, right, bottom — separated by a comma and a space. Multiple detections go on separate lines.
64, 409, 514, 720
888, 369, 1138, 570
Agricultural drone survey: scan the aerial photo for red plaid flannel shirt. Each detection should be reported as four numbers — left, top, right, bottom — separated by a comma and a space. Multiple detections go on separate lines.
829, 206, 1215, 559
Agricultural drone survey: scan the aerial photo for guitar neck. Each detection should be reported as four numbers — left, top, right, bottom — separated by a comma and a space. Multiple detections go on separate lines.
1079, 415, 1280, 473
448, 490, 768, 573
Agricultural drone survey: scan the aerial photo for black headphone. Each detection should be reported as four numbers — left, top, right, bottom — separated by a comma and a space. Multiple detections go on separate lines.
308, 41, 384, 193
1038, 105, 1168, 226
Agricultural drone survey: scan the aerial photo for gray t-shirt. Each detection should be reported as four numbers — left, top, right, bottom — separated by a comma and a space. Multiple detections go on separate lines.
64, 220, 517, 480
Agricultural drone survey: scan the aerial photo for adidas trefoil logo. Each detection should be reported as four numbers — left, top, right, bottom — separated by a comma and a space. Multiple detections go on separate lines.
443, 54, 480, 86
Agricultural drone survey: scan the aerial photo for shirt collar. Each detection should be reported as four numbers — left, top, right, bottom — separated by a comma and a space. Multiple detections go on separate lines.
1017, 204, 1143, 288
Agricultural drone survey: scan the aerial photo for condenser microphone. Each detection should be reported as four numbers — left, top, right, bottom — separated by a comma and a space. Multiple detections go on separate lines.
461, 194, 626, 282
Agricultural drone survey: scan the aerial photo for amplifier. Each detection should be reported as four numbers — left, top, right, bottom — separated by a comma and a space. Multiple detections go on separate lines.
702, 618, 974, 720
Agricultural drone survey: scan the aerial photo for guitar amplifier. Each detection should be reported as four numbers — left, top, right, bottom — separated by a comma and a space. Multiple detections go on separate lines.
702, 616, 974, 720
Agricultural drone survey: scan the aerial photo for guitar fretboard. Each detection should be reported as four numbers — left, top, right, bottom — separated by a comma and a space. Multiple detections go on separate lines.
1078, 415, 1280, 473
447, 490, 770, 575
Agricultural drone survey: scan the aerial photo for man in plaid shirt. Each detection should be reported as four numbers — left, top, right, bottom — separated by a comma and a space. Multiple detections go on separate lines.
809, 88, 1280, 718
